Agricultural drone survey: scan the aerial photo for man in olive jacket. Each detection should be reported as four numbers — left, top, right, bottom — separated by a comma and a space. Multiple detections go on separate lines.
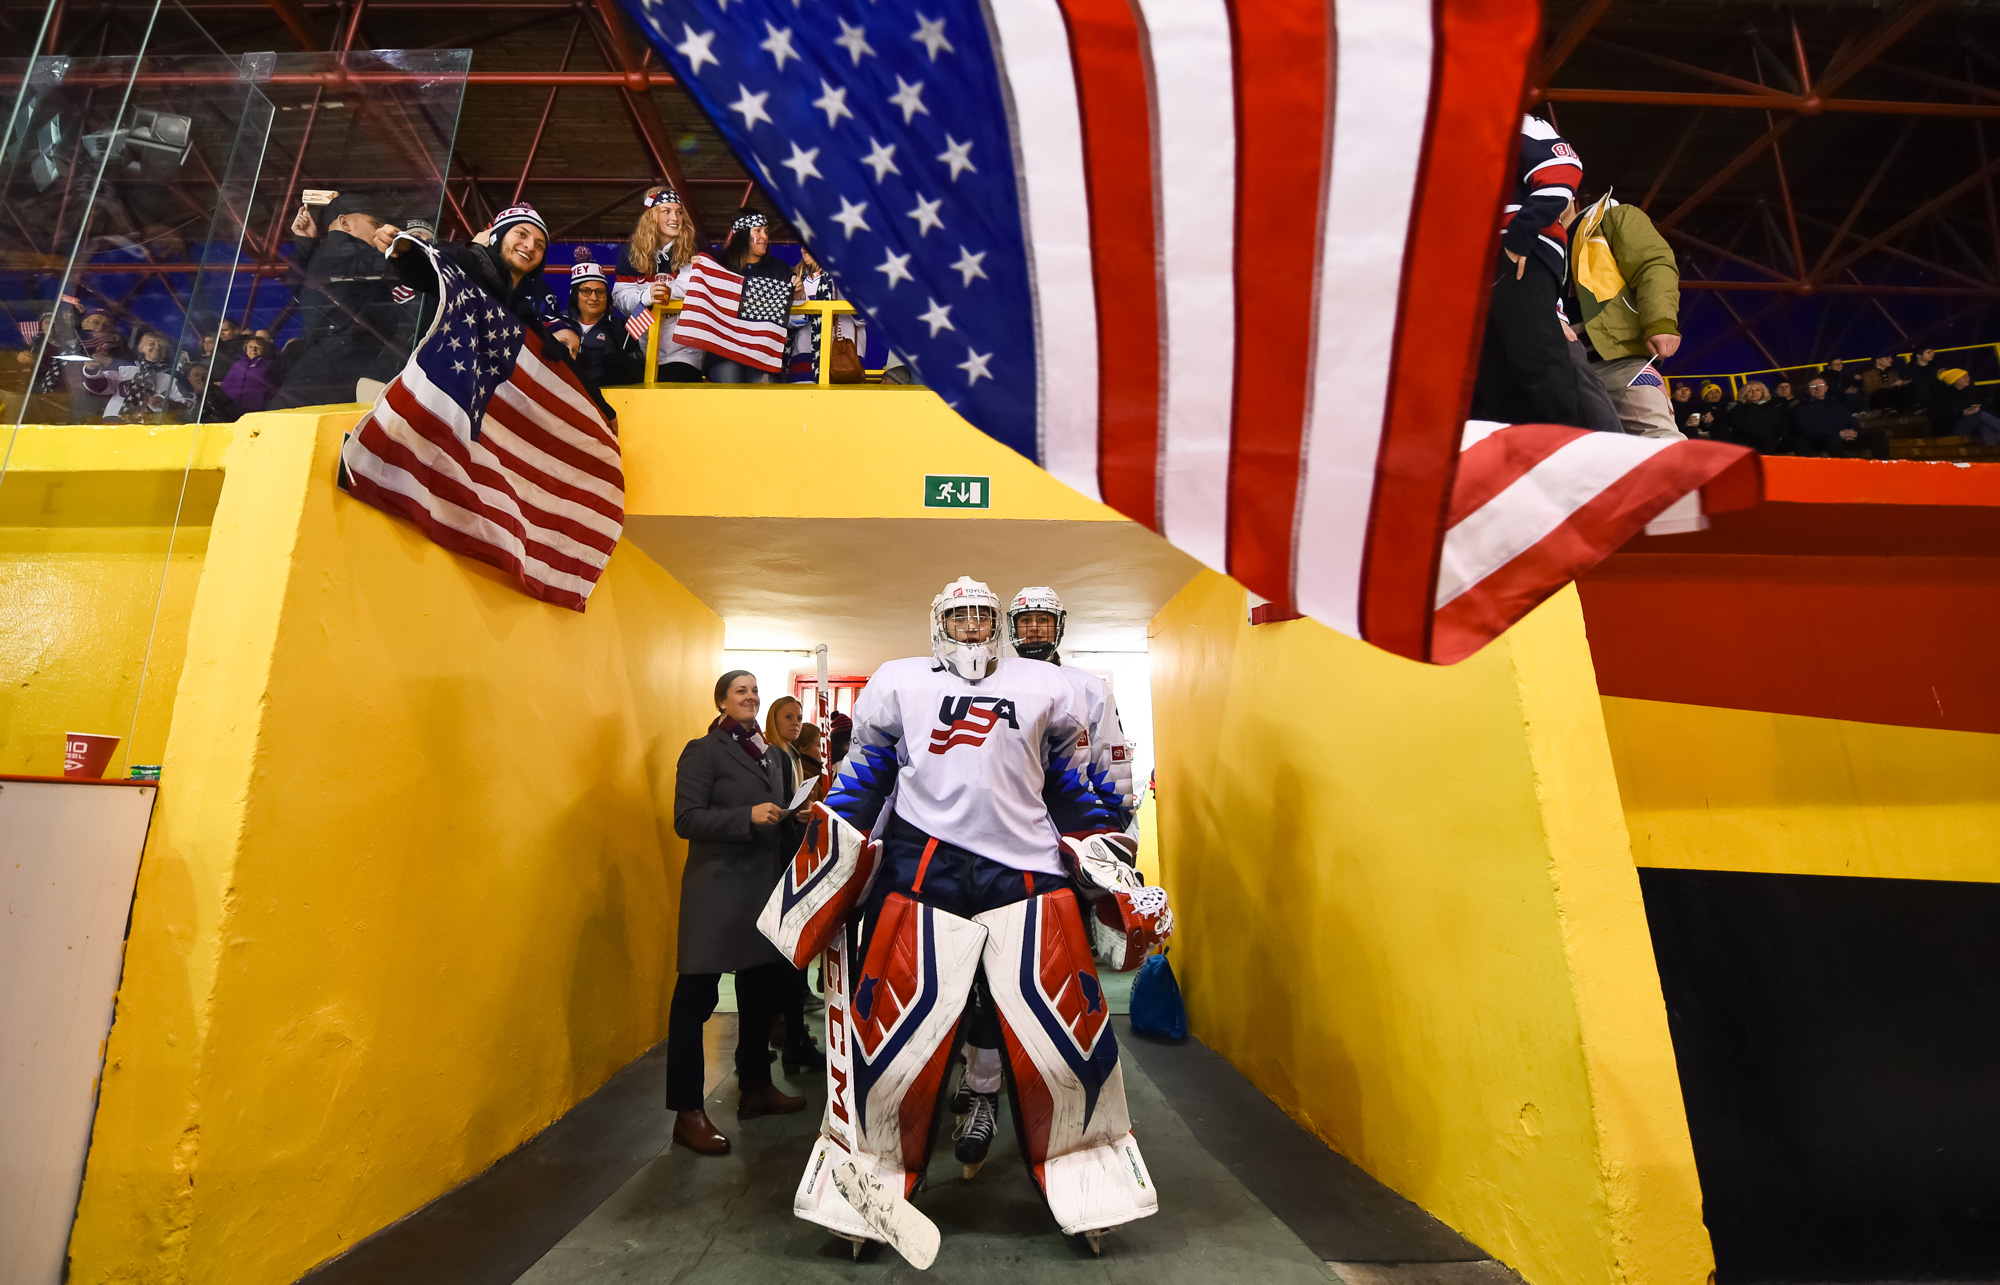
1572, 194, 1684, 438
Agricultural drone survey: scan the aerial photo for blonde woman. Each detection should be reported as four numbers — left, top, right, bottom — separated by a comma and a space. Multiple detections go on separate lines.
613, 186, 705, 382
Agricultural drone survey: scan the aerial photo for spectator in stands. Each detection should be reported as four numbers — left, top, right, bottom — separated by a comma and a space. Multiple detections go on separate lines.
387, 205, 611, 424
1669, 382, 1702, 433
1685, 382, 1729, 437
1726, 379, 1788, 454
186, 363, 238, 423
1794, 376, 1865, 456
565, 259, 643, 398
788, 247, 864, 383
1773, 379, 1799, 412
271, 192, 410, 409
667, 670, 808, 1157
221, 335, 281, 414
1569, 193, 1683, 438
214, 317, 247, 368
80, 328, 190, 421
1821, 359, 1867, 411
1473, 115, 1583, 427
1930, 368, 2000, 445
614, 186, 704, 383
78, 310, 125, 361
706, 210, 790, 385
1866, 355, 1917, 412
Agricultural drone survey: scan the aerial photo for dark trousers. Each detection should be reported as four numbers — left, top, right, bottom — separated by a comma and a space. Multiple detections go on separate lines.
1569, 341, 1625, 434
665, 961, 791, 1111
862, 815, 1078, 1052
1472, 254, 1580, 427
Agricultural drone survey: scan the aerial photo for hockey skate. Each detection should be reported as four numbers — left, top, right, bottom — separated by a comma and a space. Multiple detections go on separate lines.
953, 1090, 997, 1179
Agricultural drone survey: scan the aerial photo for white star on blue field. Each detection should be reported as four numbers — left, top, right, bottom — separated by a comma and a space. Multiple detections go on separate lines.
623, 0, 1038, 454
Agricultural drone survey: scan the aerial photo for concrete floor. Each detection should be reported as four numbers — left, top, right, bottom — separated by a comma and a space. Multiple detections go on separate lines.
300, 975, 1504, 1285
516, 1022, 1344, 1283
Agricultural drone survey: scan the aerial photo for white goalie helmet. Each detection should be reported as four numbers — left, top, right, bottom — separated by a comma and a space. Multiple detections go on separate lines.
931, 576, 1002, 681
1006, 585, 1066, 662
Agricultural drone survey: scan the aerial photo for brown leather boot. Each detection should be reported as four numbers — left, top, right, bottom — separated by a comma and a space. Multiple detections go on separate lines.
672, 1109, 732, 1156
738, 1084, 807, 1119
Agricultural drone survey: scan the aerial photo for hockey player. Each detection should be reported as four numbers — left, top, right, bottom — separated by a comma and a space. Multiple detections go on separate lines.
756, 577, 1170, 1258
1005, 585, 1139, 824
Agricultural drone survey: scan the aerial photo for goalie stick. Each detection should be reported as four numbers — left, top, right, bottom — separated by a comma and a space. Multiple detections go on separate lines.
793, 925, 942, 1269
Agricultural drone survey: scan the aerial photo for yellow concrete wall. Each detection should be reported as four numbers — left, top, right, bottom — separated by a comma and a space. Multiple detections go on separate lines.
0, 425, 228, 776
1150, 571, 1710, 1285
1604, 696, 2000, 884
604, 385, 1122, 522
66, 409, 723, 1285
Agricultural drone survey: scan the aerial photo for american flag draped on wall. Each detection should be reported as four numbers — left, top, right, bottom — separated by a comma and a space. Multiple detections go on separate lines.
339, 240, 627, 611
623, 0, 1761, 663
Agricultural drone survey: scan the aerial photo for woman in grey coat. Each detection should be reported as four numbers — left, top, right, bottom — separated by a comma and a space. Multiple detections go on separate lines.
666, 670, 807, 1155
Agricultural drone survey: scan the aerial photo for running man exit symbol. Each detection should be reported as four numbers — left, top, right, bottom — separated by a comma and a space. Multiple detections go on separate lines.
924, 475, 990, 509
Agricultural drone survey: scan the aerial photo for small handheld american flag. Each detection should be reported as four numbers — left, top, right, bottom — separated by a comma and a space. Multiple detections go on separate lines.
1628, 359, 1666, 391
338, 237, 626, 612
625, 302, 655, 344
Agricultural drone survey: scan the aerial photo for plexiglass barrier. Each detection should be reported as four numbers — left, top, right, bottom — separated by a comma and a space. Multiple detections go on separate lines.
0, 6, 469, 779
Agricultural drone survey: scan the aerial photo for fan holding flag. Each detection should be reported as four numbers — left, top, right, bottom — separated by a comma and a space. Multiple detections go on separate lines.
337, 205, 627, 613
679, 210, 795, 383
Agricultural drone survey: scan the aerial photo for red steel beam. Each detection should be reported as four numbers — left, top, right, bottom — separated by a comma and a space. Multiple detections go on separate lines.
1810, 115, 1918, 276
1536, 87, 2000, 117
262, 0, 320, 49
0, 70, 677, 87
585, 0, 697, 224
513, 11, 585, 205
1678, 282, 2000, 298
1817, 153, 2000, 282
1535, 0, 1614, 89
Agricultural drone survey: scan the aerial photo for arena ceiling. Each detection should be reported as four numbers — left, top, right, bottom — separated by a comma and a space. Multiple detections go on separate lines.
7, 0, 1997, 366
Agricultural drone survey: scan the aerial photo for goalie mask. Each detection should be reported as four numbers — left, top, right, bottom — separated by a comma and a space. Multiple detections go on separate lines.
1007, 586, 1066, 663
932, 577, 1002, 681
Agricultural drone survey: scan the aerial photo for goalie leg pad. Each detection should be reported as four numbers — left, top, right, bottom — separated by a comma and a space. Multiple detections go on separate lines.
975, 890, 1159, 1234
758, 801, 884, 967
849, 892, 986, 1189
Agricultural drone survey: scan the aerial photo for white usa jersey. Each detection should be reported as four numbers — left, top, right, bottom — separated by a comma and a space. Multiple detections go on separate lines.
1054, 664, 1137, 822
826, 656, 1119, 875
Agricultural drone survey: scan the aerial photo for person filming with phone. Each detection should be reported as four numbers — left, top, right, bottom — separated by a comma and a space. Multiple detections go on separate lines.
271, 190, 416, 409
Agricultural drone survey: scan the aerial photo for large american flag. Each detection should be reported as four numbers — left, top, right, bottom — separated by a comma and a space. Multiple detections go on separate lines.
675, 252, 791, 373
338, 241, 626, 612
624, 0, 1761, 663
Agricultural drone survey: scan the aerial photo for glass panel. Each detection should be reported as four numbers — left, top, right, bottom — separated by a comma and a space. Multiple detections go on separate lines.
0, 34, 470, 780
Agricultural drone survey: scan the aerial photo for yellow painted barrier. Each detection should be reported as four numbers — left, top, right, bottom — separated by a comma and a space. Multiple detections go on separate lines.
604, 385, 1123, 523
641, 298, 862, 387
0, 423, 231, 777
1150, 571, 1711, 1285
62, 409, 723, 1285
1603, 695, 2000, 884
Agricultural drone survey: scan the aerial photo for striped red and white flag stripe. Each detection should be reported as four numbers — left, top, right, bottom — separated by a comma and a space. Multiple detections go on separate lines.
339, 246, 624, 612
674, 253, 786, 374
988, 0, 1760, 663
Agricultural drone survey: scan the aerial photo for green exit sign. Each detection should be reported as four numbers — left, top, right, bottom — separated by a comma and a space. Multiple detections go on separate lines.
924, 475, 990, 509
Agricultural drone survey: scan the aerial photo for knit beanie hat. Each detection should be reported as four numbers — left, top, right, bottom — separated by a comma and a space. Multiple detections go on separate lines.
1940, 367, 1970, 385
489, 204, 546, 244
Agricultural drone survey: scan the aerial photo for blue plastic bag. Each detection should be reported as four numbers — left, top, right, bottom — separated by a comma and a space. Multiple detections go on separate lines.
1128, 950, 1188, 1041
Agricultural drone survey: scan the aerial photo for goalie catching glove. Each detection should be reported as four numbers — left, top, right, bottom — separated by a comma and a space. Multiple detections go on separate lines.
1060, 832, 1173, 971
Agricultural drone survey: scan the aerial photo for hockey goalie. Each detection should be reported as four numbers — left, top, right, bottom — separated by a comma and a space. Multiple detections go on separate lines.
756, 577, 1172, 1264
